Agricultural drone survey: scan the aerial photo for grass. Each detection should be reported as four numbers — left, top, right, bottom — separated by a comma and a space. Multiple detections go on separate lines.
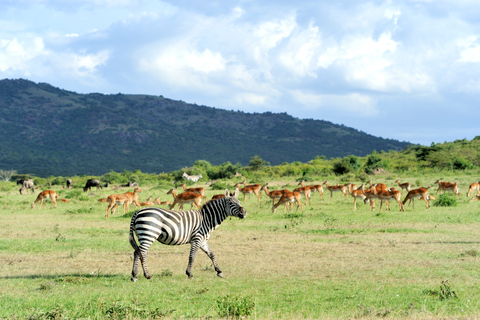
1, 173, 480, 319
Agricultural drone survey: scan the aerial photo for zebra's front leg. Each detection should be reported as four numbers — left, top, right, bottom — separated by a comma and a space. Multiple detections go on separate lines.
200, 241, 223, 278
186, 241, 200, 279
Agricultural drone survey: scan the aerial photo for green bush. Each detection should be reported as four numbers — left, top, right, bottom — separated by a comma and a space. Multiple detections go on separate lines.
433, 193, 457, 207
216, 294, 255, 318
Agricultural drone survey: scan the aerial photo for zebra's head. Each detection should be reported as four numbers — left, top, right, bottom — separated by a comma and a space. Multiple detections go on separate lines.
225, 188, 247, 219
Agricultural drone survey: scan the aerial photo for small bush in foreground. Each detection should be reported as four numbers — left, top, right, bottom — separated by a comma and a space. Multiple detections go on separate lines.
217, 294, 255, 318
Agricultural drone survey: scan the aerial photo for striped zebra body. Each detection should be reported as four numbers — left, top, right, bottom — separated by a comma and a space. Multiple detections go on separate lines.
129, 188, 246, 281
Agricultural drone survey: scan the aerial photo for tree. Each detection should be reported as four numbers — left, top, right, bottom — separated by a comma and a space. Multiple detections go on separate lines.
248, 156, 270, 171
0, 169, 17, 182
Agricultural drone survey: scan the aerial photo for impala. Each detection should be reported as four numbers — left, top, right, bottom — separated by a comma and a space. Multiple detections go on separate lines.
298, 179, 324, 200
139, 196, 154, 206
167, 188, 202, 210
434, 179, 460, 196
402, 186, 431, 210
106, 187, 142, 218
372, 186, 404, 212
470, 195, 480, 202
180, 183, 206, 201
272, 190, 304, 214
153, 197, 172, 207
345, 182, 366, 211
106, 194, 132, 218
467, 181, 480, 198
394, 179, 411, 193
261, 183, 290, 205
234, 180, 262, 202
360, 184, 378, 211
293, 184, 312, 205
322, 180, 348, 200
31, 190, 57, 209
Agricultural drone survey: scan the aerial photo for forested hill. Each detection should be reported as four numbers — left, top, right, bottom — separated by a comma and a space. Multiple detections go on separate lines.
0, 79, 411, 176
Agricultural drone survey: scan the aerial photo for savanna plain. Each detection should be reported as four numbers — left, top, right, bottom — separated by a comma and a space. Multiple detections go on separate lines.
1, 173, 480, 319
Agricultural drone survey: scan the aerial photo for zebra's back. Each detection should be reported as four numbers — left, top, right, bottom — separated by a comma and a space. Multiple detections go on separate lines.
131, 207, 202, 246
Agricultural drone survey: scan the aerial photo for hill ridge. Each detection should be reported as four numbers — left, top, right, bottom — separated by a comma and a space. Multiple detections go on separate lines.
0, 78, 411, 176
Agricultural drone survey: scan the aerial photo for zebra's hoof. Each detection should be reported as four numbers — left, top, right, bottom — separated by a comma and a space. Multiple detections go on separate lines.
131, 277, 137, 282
217, 272, 224, 278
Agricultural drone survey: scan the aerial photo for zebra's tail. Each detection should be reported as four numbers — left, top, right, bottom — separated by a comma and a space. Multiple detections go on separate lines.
129, 216, 141, 256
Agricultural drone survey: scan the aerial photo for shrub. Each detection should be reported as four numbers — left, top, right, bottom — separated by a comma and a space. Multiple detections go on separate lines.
216, 294, 255, 318
433, 193, 457, 207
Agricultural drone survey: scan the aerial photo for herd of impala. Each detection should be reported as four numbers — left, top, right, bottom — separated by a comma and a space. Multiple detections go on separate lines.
27, 176, 480, 217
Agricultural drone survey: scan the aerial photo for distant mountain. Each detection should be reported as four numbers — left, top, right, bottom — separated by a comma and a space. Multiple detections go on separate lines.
0, 79, 411, 176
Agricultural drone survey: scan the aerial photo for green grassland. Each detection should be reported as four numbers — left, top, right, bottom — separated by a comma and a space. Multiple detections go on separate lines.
1, 171, 480, 319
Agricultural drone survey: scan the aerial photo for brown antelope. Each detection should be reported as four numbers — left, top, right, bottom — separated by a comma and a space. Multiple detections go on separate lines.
106, 194, 132, 218
153, 197, 172, 207
402, 186, 431, 210
31, 190, 58, 209
470, 195, 480, 202
372, 186, 404, 212
298, 179, 324, 200
106, 187, 143, 218
139, 196, 154, 206
98, 198, 109, 203
272, 190, 304, 214
345, 182, 366, 211
167, 188, 202, 210
261, 183, 290, 205
234, 180, 262, 202
180, 183, 206, 201
394, 179, 411, 193
467, 181, 480, 198
360, 184, 378, 211
322, 180, 348, 200
434, 179, 460, 196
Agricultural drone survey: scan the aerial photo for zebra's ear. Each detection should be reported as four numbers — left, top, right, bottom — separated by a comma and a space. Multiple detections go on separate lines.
232, 188, 240, 198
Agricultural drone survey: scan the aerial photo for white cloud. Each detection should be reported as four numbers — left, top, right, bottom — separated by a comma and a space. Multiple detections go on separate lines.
0, 37, 46, 72
290, 90, 379, 117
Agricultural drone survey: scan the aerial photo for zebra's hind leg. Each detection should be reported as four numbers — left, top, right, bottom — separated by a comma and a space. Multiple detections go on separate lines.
131, 250, 140, 282
199, 241, 223, 278
132, 241, 154, 281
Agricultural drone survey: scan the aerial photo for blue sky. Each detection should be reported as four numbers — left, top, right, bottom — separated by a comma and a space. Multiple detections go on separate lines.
1, 0, 480, 145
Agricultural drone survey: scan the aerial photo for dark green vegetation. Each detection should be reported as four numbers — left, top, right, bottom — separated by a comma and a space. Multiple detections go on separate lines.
0, 78, 410, 176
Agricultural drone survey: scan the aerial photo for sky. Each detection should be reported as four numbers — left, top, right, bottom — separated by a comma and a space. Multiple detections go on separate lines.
1, 0, 480, 146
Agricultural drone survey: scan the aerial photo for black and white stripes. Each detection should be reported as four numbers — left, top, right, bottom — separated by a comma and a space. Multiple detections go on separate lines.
129, 188, 246, 281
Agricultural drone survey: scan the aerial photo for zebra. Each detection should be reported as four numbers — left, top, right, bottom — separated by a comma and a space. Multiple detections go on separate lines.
182, 172, 203, 182
129, 188, 247, 281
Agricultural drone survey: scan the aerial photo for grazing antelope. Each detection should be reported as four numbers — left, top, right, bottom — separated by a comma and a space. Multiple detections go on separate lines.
272, 190, 304, 214
467, 181, 480, 198
31, 190, 57, 209
180, 183, 206, 201
345, 182, 366, 211
402, 186, 431, 210
434, 179, 460, 196
470, 195, 480, 202
322, 181, 348, 200
153, 197, 172, 207
139, 196, 154, 206
167, 188, 202, 210
394, 179, 411, 193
